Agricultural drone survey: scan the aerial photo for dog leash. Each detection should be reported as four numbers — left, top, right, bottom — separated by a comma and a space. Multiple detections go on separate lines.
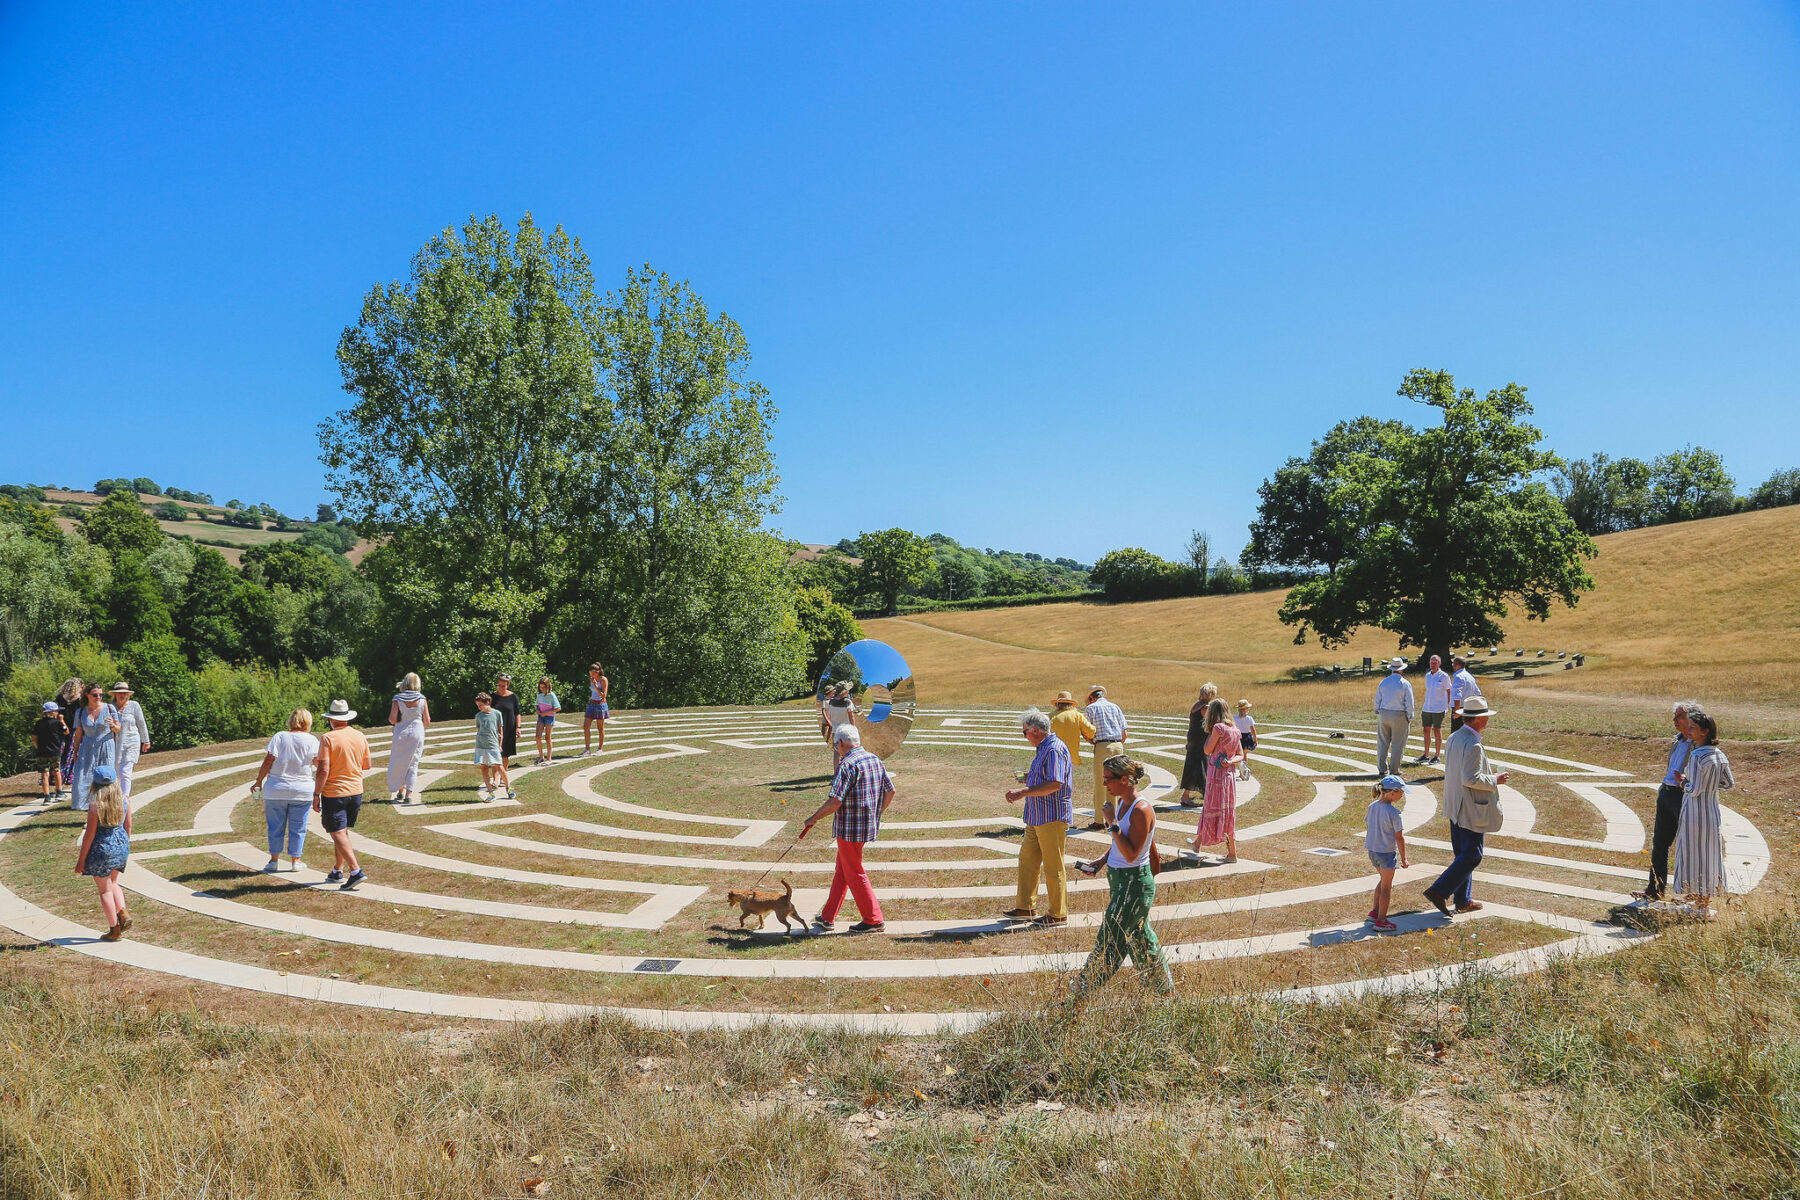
749, 837, 803, 889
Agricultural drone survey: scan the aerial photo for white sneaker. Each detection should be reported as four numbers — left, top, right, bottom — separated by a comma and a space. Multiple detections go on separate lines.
261, 860, 281, 874
288, 859, 304, 872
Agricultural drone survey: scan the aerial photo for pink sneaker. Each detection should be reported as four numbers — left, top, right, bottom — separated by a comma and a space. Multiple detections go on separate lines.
1372, 918, 1397, 931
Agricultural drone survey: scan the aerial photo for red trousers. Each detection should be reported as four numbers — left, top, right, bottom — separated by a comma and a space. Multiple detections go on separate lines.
822, 838, 883, 924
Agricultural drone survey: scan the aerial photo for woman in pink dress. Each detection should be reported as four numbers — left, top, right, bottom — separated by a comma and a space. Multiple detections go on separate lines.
1192, 698, 1243, 863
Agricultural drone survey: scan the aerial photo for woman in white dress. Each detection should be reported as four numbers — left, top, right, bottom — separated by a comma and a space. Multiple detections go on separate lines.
1671, 708, 1732, 914
386, 673, 431, 803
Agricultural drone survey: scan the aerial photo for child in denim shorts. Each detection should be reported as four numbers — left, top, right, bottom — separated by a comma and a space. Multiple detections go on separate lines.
1365, 774, 1410, 931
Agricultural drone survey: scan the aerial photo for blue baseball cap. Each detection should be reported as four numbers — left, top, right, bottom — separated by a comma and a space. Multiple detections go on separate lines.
91, 765, 117, 784
1378, 774, 1405, 791
41, 701, 58, 713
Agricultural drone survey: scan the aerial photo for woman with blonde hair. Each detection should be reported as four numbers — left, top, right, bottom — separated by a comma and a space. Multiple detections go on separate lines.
73, 764, 132, 941
387, 672, 430, 804
1073, 755, 1174, 998
1193, 698, 1244, 863
1177, 682, 1218, 807
252, 708, 321, 871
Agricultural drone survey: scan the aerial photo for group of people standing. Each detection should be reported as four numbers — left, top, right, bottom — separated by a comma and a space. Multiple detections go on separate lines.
32, 678, 151, 809
798, 687, 1178, 1000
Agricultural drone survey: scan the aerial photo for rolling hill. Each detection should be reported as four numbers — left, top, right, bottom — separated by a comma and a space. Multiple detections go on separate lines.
868, 504, 1800, 735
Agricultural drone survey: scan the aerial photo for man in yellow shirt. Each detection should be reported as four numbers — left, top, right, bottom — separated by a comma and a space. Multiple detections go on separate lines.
1049, 691, 1095, 766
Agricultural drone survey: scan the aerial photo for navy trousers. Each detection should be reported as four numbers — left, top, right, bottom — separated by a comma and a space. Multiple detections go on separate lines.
1646, 782, 1684, 897
1429, 822, 1484, 908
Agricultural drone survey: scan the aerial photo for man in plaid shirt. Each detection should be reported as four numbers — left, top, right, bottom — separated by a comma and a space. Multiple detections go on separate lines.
1003, 708, 1073, 926
802, 724, 894, 933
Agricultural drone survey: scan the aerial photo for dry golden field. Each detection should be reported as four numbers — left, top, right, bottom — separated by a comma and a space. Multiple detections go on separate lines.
871, 504, 1800, 738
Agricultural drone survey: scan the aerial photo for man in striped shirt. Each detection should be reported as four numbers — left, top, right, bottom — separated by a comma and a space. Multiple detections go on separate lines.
1004, 708, 1073, 926
802, 724, 894, 933
1084, 686, 1128, 829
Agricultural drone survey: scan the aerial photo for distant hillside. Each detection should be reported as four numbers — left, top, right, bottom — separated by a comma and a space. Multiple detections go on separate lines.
17, 485, 371, 566
869, 504, 1800, 719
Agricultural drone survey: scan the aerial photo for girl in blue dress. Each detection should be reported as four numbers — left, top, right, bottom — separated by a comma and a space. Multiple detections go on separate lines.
74, 764, 133, 941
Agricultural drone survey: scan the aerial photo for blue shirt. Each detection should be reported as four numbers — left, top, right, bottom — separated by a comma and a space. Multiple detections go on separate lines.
1662, 735, 1693, 788
1021, 734, 1074, 827
1086, 699, 1127, 742
1365, 798, 1403, 853
1374, 673, 1415, 717
1450, 669, 1481, 707
829, 748, 892, 843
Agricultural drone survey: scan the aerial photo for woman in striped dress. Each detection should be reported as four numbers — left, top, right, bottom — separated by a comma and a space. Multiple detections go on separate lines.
1671, 708, 1732, 914
1192, 698, 1243, 864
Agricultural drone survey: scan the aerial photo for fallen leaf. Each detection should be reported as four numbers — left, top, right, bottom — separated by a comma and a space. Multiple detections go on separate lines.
522, 1180, 550, 1197
636, 1057, 655, 1073
526, 1154, 544, 1165
1212, 1065, 1233, 1077
911, 1088, 929, 1104
1034, 1100, 1065, 1112
862, 1127, 880, 1141
440, 1140, 456, 1163
847, 1112, 872, 1125
943, 1065, 958, 1077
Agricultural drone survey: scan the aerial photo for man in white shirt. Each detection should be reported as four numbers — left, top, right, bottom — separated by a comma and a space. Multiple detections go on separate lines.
1083, 686, 1128, 829
1417, 655, 1452, 765
1372, 657, 1414, 777
1448, 655, 1482, 733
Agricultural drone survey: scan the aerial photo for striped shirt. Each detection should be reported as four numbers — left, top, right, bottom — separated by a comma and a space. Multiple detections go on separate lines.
829, 748, 892, 843
1086, 698, 1128, 742
1021, 734, 1074, 827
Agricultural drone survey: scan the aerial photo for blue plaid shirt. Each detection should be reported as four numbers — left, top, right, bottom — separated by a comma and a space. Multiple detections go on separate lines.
1022, 734, 1074, 827
1086, 698, 1127, 742
829, 748, 892, 843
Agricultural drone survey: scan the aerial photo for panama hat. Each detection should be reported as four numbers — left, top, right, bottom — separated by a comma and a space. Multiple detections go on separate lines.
109, 681, 133, 694
1455, 695, 1498, 718
1052, 691, 1077, 708
1387, 657, 1407, 671
324, 698, 358, 722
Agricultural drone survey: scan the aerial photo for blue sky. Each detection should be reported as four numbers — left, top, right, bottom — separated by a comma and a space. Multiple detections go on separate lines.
3, 3, 1797, 564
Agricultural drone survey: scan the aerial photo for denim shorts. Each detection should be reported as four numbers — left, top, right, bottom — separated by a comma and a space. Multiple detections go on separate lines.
1367, 849, 1398, 871
585, 702, 609, 720
536, 714, 556, 727
320, 794, 362, 833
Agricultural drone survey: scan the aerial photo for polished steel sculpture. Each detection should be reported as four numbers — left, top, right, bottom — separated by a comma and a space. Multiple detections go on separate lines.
816, 639, 916, 760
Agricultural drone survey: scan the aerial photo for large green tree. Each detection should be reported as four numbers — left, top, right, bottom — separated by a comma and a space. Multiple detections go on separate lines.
325, 218, 804, 710
1271, 369, 1596, 656
854, 528, 932, 616
1648, 446, 1737, 524
1551, 452, 1654, 535
81, 489, 164, 559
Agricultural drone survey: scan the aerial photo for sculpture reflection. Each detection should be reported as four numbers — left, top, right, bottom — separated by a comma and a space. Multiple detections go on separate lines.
816, 639, 916, 760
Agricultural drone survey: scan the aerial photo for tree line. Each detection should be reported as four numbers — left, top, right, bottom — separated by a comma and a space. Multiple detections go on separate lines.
792, 532, 1092, 616
1549, 449, 1798, 535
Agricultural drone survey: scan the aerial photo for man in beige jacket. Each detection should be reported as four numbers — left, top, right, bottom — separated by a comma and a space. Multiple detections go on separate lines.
1423, 695, 1509, 917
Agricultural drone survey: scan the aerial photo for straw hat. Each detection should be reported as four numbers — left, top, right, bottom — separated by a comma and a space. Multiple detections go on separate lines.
1052, 691, 1077, 708
324, 698, 358, 723
109, 681, 133, 694
1455, 695, 1498, 718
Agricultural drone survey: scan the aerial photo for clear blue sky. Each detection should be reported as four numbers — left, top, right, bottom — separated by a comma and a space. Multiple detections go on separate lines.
3, 3, 1797, 565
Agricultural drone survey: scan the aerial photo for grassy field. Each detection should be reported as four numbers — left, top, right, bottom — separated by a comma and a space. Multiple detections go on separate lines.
870, 504, 1800, 738
42, 488, 374, 564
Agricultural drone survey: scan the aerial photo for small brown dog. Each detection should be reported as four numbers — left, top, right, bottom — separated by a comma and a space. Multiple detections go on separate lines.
725, 879, 802, 934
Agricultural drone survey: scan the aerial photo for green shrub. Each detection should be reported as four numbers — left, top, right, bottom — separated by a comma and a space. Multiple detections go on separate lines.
193, 657, 371, 744
0, 641, 123, 776
120, 633, 208, 749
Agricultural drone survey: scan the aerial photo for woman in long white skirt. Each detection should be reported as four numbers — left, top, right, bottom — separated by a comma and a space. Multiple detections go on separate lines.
386, 672, 431, 803
1671, 707, 1732, 914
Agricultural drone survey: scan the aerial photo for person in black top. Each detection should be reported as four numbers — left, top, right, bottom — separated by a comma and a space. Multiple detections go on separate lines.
32, 702, 68, 802
490, 674, 521, 768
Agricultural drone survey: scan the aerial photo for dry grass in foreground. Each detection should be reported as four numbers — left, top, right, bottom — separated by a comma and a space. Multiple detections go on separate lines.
3, 901, 1797, 1199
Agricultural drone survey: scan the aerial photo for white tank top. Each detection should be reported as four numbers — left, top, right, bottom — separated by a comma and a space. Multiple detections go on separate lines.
1106, 793, 1152, 869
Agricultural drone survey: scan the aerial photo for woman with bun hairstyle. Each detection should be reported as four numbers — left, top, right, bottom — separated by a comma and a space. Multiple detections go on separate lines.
1073, 754, 1174, 998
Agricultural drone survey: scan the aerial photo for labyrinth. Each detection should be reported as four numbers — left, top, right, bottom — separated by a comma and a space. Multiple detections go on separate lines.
0, 706, 1771, 1035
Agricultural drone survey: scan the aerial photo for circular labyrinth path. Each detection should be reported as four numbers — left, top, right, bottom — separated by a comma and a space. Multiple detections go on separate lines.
0, 707, 1771, 1034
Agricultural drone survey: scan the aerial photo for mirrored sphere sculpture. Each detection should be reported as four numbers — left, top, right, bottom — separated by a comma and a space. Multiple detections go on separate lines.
816, 639, 917, 760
